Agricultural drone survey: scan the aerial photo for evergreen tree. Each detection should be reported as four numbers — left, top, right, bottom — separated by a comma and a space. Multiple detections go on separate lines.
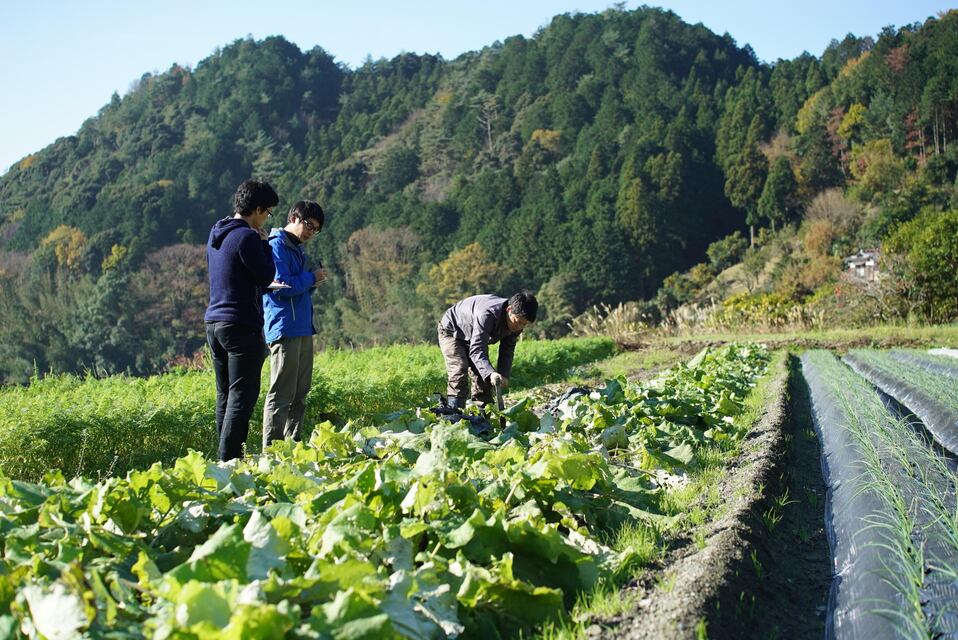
723, 120, 769, 244
757, 156, 799, 230
4, 9, 958, 378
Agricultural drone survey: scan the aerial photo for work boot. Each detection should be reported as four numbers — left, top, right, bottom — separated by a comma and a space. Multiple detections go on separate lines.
471, 393, 493, 407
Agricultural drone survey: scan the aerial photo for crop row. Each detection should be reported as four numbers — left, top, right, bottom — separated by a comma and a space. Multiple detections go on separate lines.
802, 351, 958, 638
888, 349, 958, 379
0, 337, 614, 482
0, 343, 769, 638
843, 349, 958, 456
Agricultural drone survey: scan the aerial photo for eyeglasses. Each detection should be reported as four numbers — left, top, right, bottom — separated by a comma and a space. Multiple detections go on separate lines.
301, 219, 321, 233
265, 207, 274, 218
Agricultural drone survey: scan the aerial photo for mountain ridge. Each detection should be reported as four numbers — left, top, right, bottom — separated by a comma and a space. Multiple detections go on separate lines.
1, 6, 952, 382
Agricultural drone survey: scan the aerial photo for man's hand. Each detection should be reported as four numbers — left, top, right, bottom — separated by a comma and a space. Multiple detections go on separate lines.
257, 227, 269, 241
489, 372, 508, 388
313, 267, 327, 284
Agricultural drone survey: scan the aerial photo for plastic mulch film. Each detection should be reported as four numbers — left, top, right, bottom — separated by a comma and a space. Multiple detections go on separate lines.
843, 353, 958, 457
816, 352, 958, 638
802, 353, 912, 640
877, 396, 958, 638
930, 348, 958, 360
889, 350, 958, 379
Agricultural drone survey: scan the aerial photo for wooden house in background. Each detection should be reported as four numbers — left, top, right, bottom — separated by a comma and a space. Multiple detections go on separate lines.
843, 249, 880, 282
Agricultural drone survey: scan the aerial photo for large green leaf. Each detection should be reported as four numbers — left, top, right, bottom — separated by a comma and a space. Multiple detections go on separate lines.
167, 523, 251, 583
0, 342, 769, 638
22, 581, 93, 640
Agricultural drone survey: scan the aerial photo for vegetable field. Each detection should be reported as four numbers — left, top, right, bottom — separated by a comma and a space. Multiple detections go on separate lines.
3, 338, 955, 638
0, 343, 770, 638
0, 337, 614, 482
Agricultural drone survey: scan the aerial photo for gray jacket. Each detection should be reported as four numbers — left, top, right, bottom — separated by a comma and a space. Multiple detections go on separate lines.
439, 294, 520, 380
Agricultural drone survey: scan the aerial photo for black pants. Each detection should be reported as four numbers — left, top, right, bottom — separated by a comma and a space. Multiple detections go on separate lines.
206, 321, 267, 461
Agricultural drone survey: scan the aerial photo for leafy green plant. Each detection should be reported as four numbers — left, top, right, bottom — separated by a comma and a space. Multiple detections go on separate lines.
0, 342, 769, 637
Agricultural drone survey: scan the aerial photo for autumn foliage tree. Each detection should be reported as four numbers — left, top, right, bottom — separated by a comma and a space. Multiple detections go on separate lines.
131, 244, 208, 362
416, 242, 508, 308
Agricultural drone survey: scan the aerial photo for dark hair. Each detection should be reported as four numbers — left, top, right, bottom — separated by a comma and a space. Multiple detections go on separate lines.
288, 200, 325, 229
232, 179, 279, 215
508, 290, 538, 322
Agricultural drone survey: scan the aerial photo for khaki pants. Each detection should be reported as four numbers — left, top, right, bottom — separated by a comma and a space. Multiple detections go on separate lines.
262, 335, 313, 448
437, 325, 492, 403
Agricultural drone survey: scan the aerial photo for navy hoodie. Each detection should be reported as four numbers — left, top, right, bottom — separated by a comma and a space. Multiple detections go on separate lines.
204, 217, 276, 327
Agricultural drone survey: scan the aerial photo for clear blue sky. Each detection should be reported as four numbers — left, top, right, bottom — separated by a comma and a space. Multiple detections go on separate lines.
0, 0, 949, 175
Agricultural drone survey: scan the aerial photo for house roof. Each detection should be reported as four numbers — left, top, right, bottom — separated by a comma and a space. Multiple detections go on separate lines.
843, 249, 879, 267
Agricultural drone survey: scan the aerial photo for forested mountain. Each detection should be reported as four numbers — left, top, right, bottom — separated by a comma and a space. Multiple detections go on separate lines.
655, 9, 958, 331
0, 5, 953, 383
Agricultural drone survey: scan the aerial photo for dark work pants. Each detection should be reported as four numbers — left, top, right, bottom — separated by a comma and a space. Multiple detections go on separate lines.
206, 321, 267, 461
262, 335, 314, 449
437, 325, 493, 404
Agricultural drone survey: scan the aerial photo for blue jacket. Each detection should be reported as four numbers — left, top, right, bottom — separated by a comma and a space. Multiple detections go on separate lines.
205, 217, 275, 327
263, 229, 318, 343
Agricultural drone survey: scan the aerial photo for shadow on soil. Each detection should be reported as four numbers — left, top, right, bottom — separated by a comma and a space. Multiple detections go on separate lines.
703, 354, 831, 639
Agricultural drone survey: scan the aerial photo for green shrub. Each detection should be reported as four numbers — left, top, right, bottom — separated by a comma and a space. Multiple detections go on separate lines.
705, 292, 824, 331
706, 231, 748, 271
884, 209, 958, 323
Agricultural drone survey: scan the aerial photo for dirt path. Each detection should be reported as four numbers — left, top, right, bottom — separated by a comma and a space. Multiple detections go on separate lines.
721, 355, 831, 639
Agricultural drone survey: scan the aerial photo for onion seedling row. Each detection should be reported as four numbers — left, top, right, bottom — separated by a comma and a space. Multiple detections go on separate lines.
843, 350, 958, 457
888, 350, 958, 379
802, 351, 958, 639
846, 350, 958, 416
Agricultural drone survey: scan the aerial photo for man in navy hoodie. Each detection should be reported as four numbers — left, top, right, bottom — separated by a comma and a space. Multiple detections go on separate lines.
262, 200, 326, 448
205, 179, 279, 461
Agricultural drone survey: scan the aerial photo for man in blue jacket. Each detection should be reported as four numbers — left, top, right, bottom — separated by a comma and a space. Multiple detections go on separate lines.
262, 200, 326, 448
205, 179, 279, 462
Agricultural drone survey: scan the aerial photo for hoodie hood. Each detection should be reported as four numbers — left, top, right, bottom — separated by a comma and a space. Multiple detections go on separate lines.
210, 217, 251, 249
270, 227, 302, 247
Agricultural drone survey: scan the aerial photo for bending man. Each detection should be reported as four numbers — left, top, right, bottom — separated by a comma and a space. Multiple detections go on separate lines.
437, 291, 538, 408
